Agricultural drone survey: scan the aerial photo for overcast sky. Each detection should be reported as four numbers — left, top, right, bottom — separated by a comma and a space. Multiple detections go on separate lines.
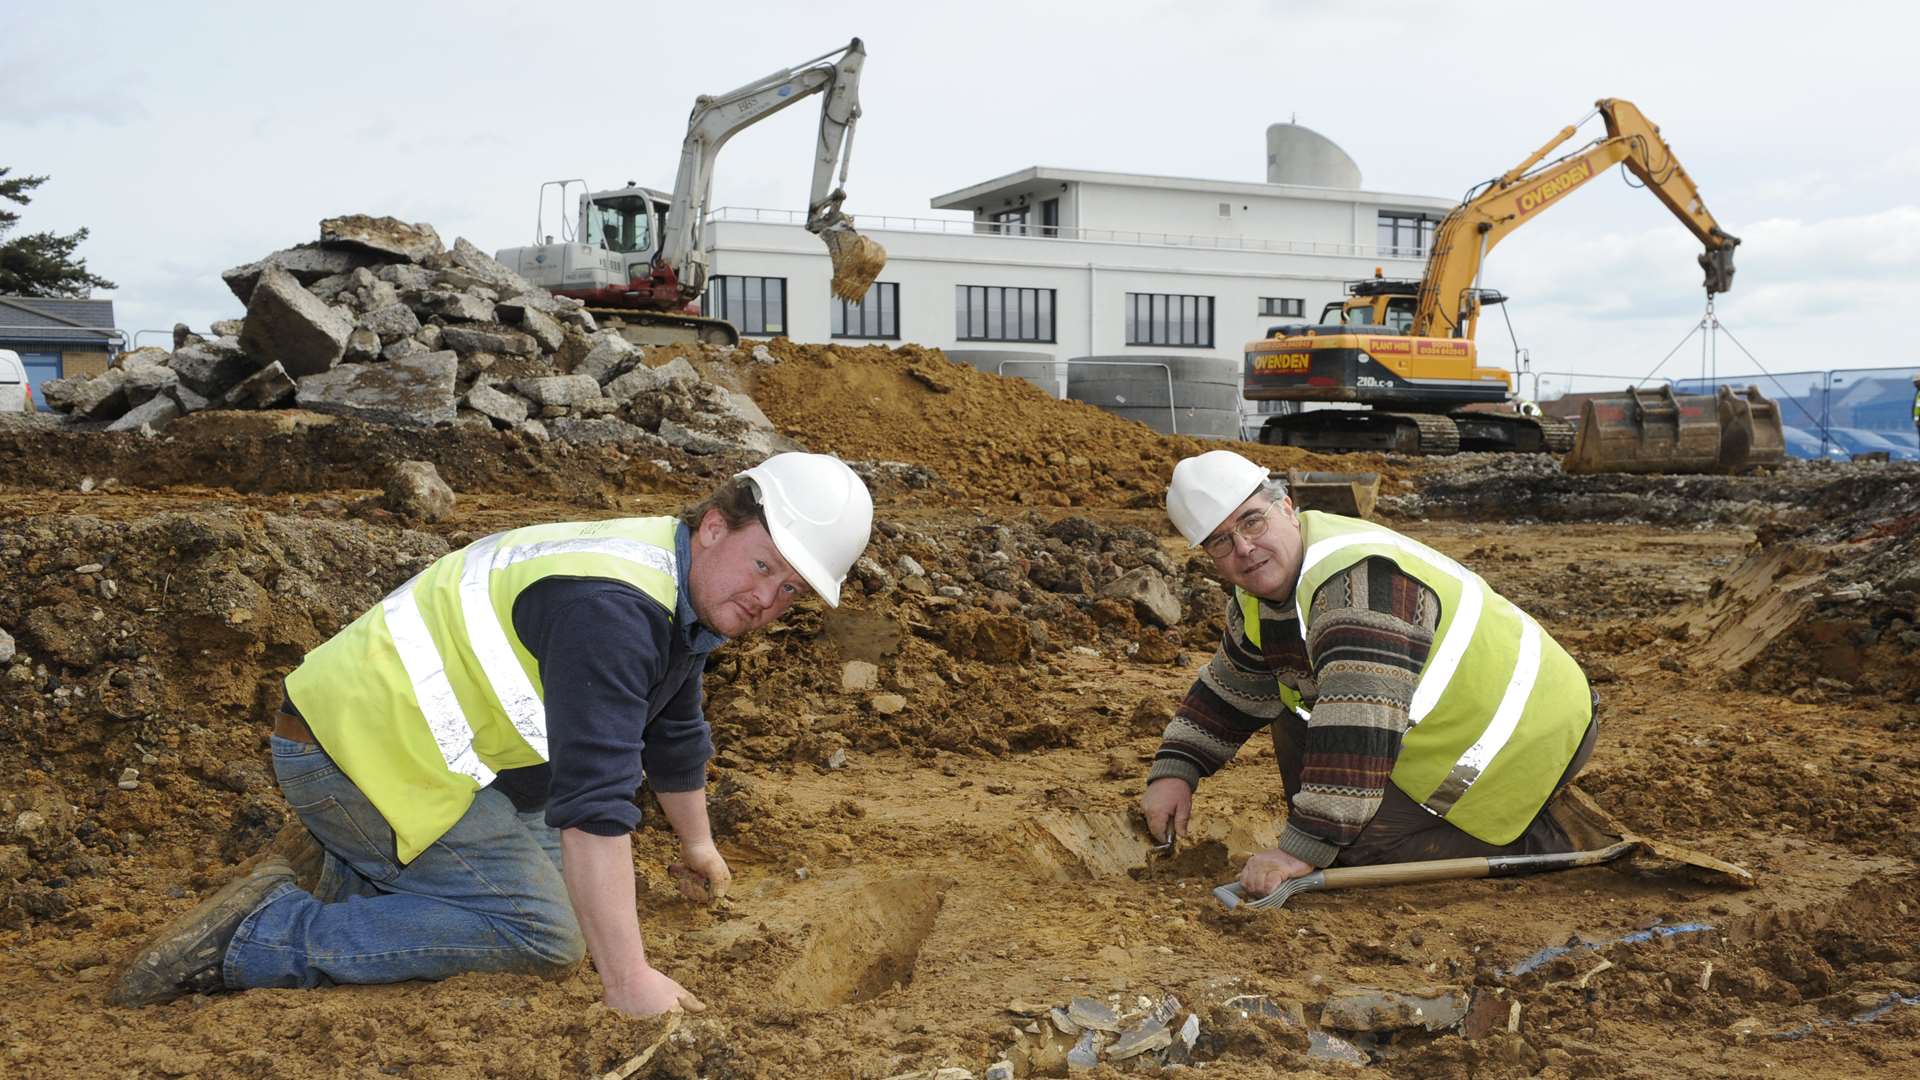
4, 0, 1915, 391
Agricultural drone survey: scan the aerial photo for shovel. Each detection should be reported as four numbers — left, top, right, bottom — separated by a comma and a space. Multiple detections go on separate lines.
1213, 787, 1754, 911
1213, 842, 1637, 911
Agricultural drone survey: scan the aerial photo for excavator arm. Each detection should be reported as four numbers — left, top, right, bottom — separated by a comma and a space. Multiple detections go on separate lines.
1412, 98, 1739, 338
658, 38, 885, 304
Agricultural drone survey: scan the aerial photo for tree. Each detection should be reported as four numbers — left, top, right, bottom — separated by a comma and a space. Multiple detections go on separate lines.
0, 167, 116, 297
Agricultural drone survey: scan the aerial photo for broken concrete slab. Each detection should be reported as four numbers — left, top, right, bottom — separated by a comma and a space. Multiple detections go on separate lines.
383, 338, 428, 363
441, 325, 538, 358
383, 460, 456, 522
656, 418, 735, 455
574, 333, 644, 385
1319, 987, 1469, 1034
374, 263, 435, 292
1102, 1018, 1170, 1061
446, 236, 533, 296
1099, 567, 1182, 628
547, 416, 652, 445
222, 362, 296, 410
416, 290, 497, 323
105, 393, 182, 433
63, 367, 132, 420
1067, 997, 1123, 1033
222, 243, 381, 304
169, 339, 258, 398
168, 384, 210, 415
359, 303, 421, 342
294, 350, 457, 428
466, 382, 529, 426
500, 303, 565, 353
513, 374, 602, 408
241, 266, 354, 378
121, 364, 179, 408
319, 214, 444, 263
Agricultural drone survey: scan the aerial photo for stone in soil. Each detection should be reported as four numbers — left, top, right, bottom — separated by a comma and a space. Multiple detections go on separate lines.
383, 461, 456, 522
1319, 986, 1469, 1033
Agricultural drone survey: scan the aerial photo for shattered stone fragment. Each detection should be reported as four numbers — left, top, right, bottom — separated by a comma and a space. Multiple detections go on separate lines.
105, 394, 182, 433
1099, 567, 1182, 628
294, 350, 457, 428
1103, 1017, 1171, 1060
441, 325, 539, 358
1307, 1030, 1371, 1066
319, 214, 444, 263
222, 362, 297, 410
242, 266, 354, 378
222, 243, 381, 304
1049, 1008, 1078, 1035
656, 418, 734, 455
383, 460, 456, 522
841, 660, 879, 692
512, 374, 603, 409
170, 338, 259, 397
466, 383, 530, 426
1068, 996, 1122, 1033
1066, 1029, 1102, 1071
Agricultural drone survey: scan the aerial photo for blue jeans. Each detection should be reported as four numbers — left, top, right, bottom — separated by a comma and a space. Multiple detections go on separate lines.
224, 735, 586, 989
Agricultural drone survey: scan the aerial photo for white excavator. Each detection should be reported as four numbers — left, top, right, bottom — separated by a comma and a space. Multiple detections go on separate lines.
495, 38, 887, 346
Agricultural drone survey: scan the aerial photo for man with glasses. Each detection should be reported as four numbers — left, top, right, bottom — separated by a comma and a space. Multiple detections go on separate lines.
1142, 450, 1601, 902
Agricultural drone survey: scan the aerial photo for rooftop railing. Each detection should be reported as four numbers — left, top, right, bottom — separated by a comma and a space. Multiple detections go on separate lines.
706, 206, 1421, 261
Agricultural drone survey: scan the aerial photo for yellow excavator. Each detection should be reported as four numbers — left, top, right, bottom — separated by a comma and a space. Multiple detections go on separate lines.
1244, 98, 1784, 472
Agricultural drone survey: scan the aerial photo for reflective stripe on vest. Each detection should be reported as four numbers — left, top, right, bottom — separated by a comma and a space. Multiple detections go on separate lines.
287, 517, 681, 863
1239, 511, 1588, 844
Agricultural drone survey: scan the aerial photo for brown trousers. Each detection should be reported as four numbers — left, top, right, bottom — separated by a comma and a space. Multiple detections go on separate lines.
1272, 702, 1599, 867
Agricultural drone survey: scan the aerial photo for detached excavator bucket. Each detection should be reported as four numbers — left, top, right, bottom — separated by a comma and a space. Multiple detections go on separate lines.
1715, 385, 1787, 472
822, 223, 888, 303
1564, 386, 1723, 475
1286, 470, 1380, 519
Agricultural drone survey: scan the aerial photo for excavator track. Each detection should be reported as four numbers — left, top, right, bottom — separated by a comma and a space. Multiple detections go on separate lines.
1535, 415, 1576, 454
586, 310, 740, 348
1259, 410, 1461, 455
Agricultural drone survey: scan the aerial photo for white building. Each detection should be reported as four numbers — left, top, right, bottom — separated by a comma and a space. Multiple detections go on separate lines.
703, 124, 1455, 436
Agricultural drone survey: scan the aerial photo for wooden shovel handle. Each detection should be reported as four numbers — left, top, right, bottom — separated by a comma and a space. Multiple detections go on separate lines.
1316, 842, 1638, 892
1320, 857, 1493, 889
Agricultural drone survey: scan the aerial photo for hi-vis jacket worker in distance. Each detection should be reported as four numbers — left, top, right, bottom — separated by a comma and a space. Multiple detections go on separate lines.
1142, 450, 1601, 899
111, 452, 874, 1018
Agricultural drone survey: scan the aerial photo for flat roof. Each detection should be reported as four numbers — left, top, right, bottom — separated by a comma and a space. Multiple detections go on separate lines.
930, 166, 1456, 212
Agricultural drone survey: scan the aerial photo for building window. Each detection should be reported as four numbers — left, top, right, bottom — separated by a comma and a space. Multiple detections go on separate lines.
1039, 198, 1060, 237
1126, 292, 1214, 348
956, 286, 1055, 343
831, 281, 900, 340
1377, 212, 1437, 257
1259, 297, 1305, 318
702, 276, 786, 335
988, 207, 1031, 236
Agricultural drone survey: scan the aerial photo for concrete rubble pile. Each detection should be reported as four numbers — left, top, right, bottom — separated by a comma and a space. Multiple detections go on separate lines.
35, 214, 786, 456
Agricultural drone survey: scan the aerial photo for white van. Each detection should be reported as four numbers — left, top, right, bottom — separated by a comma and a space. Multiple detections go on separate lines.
0, 349, 31, 412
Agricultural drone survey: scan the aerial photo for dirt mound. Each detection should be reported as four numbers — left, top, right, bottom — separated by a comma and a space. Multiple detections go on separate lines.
721, 340, 1394, 506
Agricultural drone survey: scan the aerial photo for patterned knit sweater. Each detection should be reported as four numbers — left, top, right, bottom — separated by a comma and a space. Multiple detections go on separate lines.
1147, 556, 1440, 868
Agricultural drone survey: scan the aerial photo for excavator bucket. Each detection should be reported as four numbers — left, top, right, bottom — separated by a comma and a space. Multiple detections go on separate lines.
1286, 470, 1380, 519
1564, 386, 1722, 474
822, 223, 888, 303
1715, 385, 1787, 472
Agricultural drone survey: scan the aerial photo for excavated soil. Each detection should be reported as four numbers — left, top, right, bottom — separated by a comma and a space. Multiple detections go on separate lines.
1, 342, 1916, 1079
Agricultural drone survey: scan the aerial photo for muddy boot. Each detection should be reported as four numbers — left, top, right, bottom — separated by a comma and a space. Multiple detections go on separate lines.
233, 821, 326, 892
1547, 785, 1629, 851
107, 858, 295, 1008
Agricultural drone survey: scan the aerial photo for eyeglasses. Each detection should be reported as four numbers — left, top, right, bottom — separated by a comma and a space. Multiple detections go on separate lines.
1201, 503, 1277, 559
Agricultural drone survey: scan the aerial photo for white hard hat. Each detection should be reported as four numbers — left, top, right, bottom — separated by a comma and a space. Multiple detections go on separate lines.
1166, 450, 1272, 547
735, 452, 873, 607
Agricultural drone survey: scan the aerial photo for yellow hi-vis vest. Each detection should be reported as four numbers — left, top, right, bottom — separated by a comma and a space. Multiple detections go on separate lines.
1236, 511, 1590, 845
285, 517, 682, 863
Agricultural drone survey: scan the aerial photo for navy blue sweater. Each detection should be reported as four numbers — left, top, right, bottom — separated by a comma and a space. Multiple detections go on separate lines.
493, 570, 722, 835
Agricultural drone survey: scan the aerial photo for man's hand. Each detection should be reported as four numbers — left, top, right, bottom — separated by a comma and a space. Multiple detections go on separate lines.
1240, 847, 1315, 897
669, 840, 732, 902
1142, 777, 1193, 844
603, 964, 707, 1017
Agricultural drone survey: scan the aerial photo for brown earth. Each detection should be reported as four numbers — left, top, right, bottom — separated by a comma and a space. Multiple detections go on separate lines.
0, 341, 1915, 1078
